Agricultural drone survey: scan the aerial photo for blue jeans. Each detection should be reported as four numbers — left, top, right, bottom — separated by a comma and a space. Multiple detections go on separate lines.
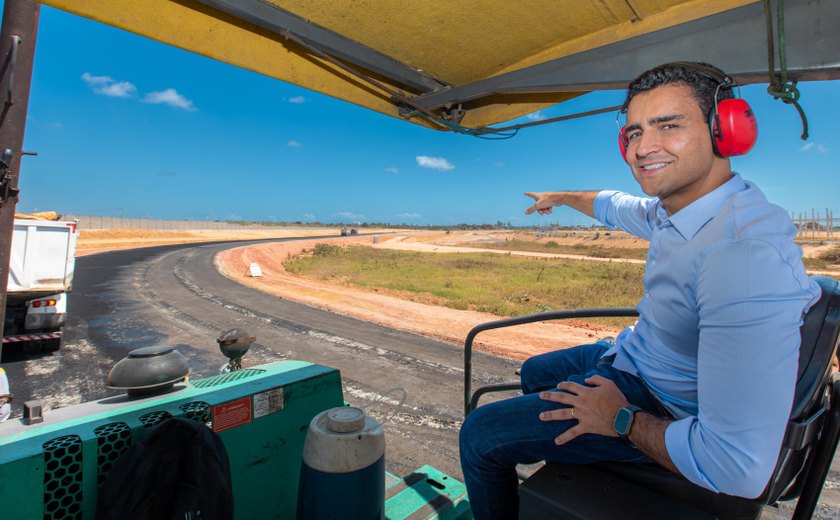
459, 342, 666, 520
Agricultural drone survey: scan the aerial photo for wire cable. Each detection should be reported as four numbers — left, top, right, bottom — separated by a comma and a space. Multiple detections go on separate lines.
764, 0, 809, 140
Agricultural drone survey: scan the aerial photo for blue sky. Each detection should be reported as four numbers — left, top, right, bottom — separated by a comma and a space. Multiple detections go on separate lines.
17, 5, 839, 226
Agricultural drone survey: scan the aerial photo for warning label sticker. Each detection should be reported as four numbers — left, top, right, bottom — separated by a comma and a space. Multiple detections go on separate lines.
212, 396, 252, 433
253, 387, 285, 419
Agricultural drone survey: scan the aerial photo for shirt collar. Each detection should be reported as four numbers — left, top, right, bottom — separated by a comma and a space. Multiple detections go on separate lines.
665, 174, 747, 240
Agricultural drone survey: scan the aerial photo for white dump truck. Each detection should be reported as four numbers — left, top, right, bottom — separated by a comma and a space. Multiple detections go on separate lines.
3, 219, 78, 352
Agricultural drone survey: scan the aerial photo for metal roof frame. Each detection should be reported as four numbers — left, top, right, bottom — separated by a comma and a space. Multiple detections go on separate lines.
195, 0, 449, 94
188, 0, 839, 127
412, 0, 840, 112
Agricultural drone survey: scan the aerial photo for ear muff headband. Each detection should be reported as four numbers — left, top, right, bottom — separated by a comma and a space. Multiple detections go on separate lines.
618, 62, 758, 162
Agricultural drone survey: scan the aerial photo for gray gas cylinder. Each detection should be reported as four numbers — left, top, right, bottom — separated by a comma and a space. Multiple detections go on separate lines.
297, 406, 385, 519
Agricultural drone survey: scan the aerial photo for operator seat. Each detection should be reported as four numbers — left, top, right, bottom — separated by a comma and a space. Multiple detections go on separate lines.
464, 276, 840, 519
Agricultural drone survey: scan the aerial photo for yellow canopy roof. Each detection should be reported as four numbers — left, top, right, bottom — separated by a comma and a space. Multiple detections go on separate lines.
41, 0, 773, 130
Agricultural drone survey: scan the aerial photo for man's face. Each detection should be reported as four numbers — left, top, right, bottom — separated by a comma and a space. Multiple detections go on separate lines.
623, 83, 728, 214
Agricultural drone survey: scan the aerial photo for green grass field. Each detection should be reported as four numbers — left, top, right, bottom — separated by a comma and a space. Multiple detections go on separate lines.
284, 242, 838, 324
284, 244, 646, 320
461, 239, 649, 260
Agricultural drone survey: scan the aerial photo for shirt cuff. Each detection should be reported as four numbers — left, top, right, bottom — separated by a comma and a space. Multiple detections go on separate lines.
665, 417, 717, 493
593, 190, 621, 229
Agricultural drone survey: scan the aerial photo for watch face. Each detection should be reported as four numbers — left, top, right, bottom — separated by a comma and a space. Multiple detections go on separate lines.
614, 407, 633, 436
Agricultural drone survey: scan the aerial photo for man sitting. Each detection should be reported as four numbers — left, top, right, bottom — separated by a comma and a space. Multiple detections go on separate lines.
459, 62, 820, 520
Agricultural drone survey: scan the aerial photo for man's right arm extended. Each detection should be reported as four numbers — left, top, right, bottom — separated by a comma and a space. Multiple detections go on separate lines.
524, 191, 599, 218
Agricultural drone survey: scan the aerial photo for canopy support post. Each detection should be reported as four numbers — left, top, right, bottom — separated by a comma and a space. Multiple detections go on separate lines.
0, 0, 40, 362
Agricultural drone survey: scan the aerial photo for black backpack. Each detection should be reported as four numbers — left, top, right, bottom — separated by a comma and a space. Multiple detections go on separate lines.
97, 417, 234, 520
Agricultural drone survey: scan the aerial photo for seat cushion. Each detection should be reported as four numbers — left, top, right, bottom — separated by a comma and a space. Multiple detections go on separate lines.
519, 462, 717, 520
595, 462, 764, 520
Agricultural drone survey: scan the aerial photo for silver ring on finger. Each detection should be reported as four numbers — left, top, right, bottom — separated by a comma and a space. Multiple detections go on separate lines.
570, 407, 575, 419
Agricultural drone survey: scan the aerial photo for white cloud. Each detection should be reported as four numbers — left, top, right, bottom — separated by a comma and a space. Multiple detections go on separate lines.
82, 73, 199, 113
384, 166, 399, 173
801, 142, 829, 153
335, 211, 365, 221
301, 214, 316, 220
144, 89, 196, 111
416, 155, 455, 171
81, 73, 137, 98
288, 96, 306, 104
397, 213, 421, 220
494, 161, 505, 168
83, 73, 198, 112
526, 111, 546, 121
81, 73, 113, 86
100, 81, 138, 98
287, 140, 302, 148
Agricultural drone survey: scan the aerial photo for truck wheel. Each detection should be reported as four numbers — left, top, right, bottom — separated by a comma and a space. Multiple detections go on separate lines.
43, 338, 61, 352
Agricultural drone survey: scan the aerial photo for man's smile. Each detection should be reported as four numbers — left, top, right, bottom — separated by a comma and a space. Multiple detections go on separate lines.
636, 161, 672, 175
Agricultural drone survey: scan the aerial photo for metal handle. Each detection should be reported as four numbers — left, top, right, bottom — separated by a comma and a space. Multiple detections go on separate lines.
463, 307, 639, 417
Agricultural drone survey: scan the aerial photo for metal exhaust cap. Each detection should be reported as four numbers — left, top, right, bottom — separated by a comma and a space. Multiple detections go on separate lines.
107, 345, 190, 398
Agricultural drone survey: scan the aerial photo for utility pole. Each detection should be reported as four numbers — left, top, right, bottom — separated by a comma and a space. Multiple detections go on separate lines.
0, 0, 40, 362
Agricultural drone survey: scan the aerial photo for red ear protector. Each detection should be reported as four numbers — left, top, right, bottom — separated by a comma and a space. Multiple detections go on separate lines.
618, 63, 758, 163
709, 97, 757, 157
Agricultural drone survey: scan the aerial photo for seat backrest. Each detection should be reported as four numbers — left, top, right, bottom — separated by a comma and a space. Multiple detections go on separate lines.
764, 275, 840, 503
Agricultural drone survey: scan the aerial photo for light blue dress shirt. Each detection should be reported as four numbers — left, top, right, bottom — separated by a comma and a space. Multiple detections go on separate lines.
594, 174, 820, 498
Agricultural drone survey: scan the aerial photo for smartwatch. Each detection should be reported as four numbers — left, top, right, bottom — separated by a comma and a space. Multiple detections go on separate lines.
613, 405, 642, 439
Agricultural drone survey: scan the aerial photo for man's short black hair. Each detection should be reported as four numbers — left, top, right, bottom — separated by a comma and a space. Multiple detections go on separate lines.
621, 62, 734, 119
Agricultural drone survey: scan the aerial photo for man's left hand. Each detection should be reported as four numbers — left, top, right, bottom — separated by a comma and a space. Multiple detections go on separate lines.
538, 375, 629, 445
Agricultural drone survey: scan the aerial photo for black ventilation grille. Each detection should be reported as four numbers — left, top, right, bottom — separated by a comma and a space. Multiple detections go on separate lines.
42, 435, 83, 520
139, 410, 172, 428
180, 401, 211, 425
94, 422, 132, 487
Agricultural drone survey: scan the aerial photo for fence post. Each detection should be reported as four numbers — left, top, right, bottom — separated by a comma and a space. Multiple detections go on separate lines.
799, 212, 803, 240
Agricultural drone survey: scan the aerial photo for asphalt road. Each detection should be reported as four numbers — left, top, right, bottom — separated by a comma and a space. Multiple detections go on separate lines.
0, 237, 520, 479
0, 238, 837, 518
